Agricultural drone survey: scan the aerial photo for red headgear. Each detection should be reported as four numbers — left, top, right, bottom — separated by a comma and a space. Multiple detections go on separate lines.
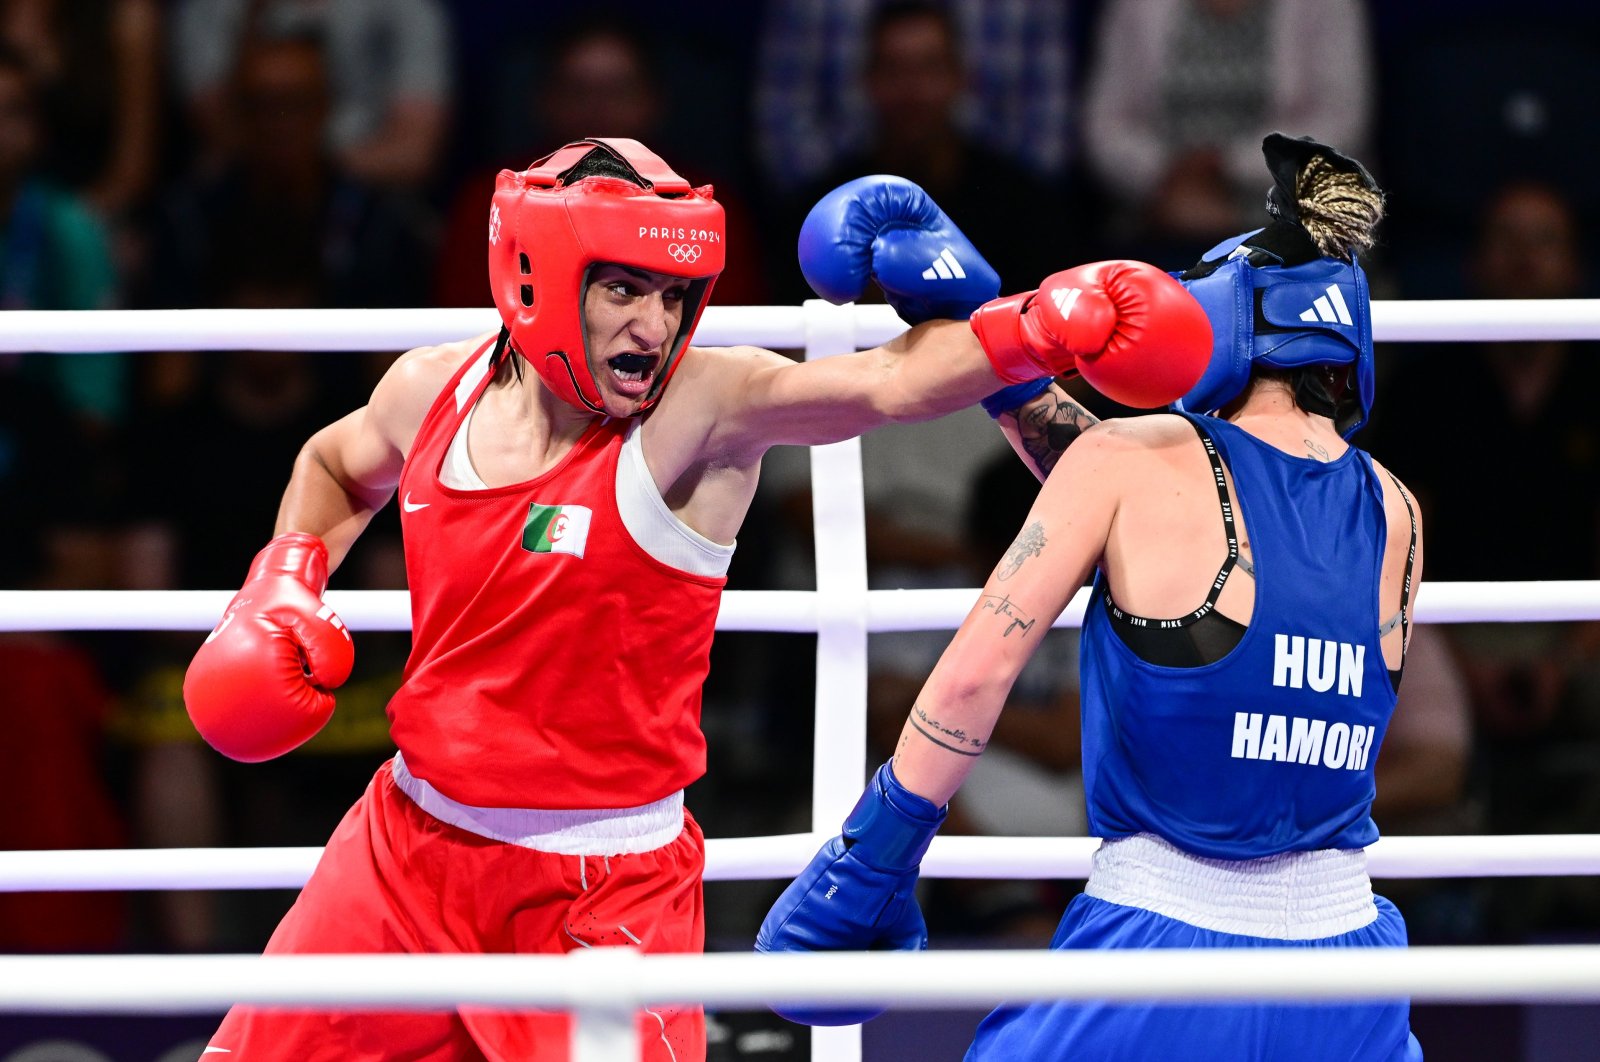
488, 138, 726, 413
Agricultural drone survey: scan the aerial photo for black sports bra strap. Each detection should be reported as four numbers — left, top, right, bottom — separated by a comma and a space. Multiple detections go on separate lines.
1382, 470, 1419, 653
1103, 418, 1239, 628
1192, 420, 1242, 616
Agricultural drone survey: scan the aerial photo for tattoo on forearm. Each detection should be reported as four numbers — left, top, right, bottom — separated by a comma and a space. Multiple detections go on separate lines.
1305, 438, 1330, 461
979, 592, 1036, 637
1010, 392, 1099, 476
909, 702, 986, 756
996, 521, 1045, 580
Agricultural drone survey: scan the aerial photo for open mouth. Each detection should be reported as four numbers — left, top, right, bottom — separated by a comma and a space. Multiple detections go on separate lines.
607, 352, 659, 391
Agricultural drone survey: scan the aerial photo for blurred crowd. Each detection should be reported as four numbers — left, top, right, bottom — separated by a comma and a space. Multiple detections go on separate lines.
2, 0, 1599, 1054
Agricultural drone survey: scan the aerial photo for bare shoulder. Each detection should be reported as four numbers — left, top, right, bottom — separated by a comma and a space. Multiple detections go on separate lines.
382, 333, 492, 395
1077, 413, 1196, 455
1037, 416, 1148, 481
651, 343, 790, 437
1034, 415, 1199, 510
1368, 456, 1424, 535
368, 332, 496, 446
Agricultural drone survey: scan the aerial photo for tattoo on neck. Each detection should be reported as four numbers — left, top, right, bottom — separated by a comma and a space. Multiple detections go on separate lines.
1305, 439, 1331, 461
910, 703, 986, 756
997, 521, 1045, 580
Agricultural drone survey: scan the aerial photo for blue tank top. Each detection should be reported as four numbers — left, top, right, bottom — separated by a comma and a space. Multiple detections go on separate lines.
1079, 413, 1396, 859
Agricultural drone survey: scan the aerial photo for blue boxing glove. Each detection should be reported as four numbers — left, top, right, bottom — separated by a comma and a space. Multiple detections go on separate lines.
756, 760, 947, 1026
798, 176, 1001, 325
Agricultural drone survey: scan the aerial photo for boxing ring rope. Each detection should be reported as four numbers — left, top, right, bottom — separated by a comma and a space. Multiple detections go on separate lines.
8, 833, 1600, 893
3, 580, 1599, 632
5, 947, 1600, 1062
9, 297, 1600, 351
7, 947, 1600, 1013
6, 301, 1600, 1061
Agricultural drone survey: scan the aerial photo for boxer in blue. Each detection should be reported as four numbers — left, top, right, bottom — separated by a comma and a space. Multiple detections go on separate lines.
759, 134, 1425, 1061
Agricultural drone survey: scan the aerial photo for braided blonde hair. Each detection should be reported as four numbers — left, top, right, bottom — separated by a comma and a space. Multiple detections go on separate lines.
1294, 155, 1384, 262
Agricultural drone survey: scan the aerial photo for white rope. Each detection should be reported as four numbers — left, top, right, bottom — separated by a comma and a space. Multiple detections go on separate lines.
0, 306, 811, 353
862, 581, 1600, 630
4, 946, 1600, 1014
0, 306, 829, 353
0, 588, 822, 632
5, 834, 1600, 892
6, 300, 1600, 353
3, 581, 1597, 632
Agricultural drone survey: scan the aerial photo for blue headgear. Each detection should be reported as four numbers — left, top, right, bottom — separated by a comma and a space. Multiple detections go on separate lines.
1171, 135, 1378, 438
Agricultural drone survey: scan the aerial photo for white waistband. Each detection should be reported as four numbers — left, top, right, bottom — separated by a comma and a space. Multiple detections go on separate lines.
389, 752, 684, 856
1084, 834, 1377, 940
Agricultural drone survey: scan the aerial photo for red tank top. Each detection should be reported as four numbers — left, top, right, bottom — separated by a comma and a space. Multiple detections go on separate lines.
390, 343, 725, 809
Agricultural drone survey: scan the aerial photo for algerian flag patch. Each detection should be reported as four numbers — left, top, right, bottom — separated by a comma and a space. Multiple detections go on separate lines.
521, 503, 592, 558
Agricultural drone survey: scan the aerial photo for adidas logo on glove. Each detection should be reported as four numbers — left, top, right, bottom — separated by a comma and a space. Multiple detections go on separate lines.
921, 247, 968, 281
1298, 284, 1354, 326
1051, 287, 1083, 319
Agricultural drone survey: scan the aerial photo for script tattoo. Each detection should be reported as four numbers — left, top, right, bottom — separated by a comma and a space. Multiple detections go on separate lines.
979, 593, 1037, 637
1010, 391, 1099, 476
996, 521, 1046, 581
1305, 438, 1331, 461
908, 701, 986, 756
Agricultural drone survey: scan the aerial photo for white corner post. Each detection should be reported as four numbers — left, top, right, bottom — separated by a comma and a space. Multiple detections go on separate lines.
803, 298, 872, 1062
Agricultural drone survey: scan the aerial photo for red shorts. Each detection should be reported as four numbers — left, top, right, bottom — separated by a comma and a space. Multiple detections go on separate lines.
206, 760, 707, 1061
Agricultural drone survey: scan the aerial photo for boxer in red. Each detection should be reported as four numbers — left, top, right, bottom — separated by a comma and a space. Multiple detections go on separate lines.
183, 137, 1211, 1060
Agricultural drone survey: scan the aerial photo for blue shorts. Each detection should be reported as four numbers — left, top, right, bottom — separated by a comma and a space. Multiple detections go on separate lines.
966, 893, 1423, 1062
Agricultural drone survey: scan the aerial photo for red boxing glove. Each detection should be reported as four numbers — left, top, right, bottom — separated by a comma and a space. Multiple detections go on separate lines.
183, 533, 353, 762
970, 260, 1212, 408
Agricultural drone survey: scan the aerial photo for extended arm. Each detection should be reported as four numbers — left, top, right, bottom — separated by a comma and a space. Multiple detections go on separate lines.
718, 319, 1001, 455
713, 177, 1209, 464
716, 261, 1204, 463
89, 0, 161, 216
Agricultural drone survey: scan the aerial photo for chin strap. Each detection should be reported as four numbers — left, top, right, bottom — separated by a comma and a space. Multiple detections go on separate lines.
1290, 363, 1361, 436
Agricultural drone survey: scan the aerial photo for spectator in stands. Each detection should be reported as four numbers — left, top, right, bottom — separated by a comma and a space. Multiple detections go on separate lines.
1081, 0, 1374, 265
0, 627, 128, 951
145, 32, 434, 310
1371, 6, 1600, 299
774, 1, 1079, 307
434, 15, 767, 308
169, 0, 452, 190
755, 0, 1073, 194
0, 0, 161, 220
0, 41, 126, 435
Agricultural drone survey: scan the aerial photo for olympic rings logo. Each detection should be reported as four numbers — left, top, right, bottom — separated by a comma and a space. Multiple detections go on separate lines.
668, 243, 702, 263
